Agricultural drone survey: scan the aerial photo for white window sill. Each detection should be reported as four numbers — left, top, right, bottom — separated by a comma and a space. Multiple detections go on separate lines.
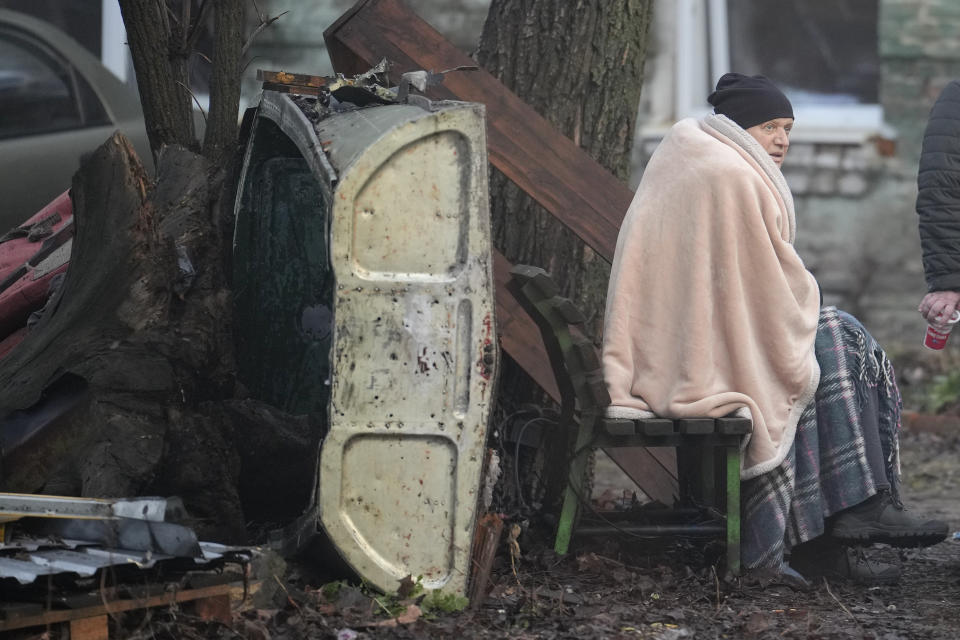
639, 104, 892, 146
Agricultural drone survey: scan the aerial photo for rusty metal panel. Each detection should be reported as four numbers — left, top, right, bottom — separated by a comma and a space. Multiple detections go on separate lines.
316, 102, 496, 595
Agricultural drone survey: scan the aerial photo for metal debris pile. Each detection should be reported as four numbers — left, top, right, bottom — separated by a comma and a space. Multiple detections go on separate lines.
256, 58, 478, 119
0, 493, 254, 588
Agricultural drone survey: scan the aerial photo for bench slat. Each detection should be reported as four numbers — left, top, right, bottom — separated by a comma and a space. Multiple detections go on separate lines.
678, 418, 715, 435
716, 417, 752, 435
604, 419, 636, 436
637, 419, 675, 436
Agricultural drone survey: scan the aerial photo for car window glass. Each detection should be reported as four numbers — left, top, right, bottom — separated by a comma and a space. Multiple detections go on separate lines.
234, 118, 334, 419
0, 32, 81, 139
75, 68, 111, 128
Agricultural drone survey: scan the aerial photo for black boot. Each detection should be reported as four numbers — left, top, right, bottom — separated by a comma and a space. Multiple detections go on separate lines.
790, 537, 901, 585
830, 490, 948, 547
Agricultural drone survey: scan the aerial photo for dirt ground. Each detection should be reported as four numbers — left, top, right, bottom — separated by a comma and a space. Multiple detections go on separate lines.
83, 346, 960, 639
114, 413, 960, 640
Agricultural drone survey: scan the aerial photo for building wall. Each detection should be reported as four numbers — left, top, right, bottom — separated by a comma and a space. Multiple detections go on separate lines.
842, 0, 960, 347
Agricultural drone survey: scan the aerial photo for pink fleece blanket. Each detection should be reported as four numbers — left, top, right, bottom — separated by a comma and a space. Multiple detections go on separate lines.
602, 115, 821, 479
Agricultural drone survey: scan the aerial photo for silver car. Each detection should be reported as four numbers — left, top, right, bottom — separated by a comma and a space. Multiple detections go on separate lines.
0, 9, 150, 231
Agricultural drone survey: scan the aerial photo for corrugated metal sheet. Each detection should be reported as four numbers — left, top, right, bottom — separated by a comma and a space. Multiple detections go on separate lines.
0, 538, 249, 585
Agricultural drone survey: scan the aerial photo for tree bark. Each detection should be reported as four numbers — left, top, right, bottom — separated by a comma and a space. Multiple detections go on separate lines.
477, 0, 652, 508
118, 0, 197, 157
203, 0, 244, 161
477, 0, 652, 340
0, 135, 243, 540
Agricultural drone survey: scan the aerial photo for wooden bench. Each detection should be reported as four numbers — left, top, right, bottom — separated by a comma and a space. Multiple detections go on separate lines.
508, 265, 752, 574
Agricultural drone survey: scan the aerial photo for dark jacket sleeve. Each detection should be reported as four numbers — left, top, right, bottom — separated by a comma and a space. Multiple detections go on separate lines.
917, 80, 960, 292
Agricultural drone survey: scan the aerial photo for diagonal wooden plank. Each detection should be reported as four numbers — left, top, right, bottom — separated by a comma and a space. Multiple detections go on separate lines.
324, 0, 631, 261
325, 0, 677, 500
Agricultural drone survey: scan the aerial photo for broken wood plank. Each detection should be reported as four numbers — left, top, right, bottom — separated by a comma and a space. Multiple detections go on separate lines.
469, 512, 504, 610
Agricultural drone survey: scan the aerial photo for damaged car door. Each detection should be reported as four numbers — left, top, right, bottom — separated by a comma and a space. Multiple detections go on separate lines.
233, 88, 497, 595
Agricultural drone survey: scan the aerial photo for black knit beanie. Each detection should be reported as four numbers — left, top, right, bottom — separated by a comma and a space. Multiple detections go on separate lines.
707, 73, 793, 129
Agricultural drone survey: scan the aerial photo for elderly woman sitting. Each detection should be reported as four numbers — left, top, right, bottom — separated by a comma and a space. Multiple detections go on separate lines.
602, 73, 947, 585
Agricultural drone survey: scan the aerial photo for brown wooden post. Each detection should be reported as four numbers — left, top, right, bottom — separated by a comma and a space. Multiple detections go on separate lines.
69, 615, 109, 640
192, 593, 233, 626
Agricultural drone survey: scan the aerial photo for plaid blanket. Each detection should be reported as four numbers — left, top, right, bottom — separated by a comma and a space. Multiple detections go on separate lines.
741, 307, 902, 570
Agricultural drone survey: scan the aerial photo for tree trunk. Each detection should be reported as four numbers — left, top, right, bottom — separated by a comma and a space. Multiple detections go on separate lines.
118, 0, 197, 157
0, 136, 233, 538
476, 0, 653, 507
477, 0, 652, 340
203, 0, 244, 161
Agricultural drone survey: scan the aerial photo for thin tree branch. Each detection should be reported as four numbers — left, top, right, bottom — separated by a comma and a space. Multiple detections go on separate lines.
241, 10, 289, 57
176, 80, 208, 124
251, 0, 266, 23
180, 0, 191, 50
185, 0, 213, 51
823, 577, 860, 627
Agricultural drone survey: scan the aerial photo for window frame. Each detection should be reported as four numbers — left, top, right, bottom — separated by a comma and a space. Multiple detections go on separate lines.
0, 25, 111, 140
673, 0, 883, 141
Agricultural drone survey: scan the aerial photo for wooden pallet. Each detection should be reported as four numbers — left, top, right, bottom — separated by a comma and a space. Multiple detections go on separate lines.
0, 579, 256, 639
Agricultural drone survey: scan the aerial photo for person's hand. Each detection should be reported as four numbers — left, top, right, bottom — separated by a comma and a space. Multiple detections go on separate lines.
918, 290, 960, 323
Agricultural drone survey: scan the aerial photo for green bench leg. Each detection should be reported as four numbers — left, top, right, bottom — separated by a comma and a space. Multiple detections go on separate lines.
725, 445, 742, 575
555, 481, 579, 555
555, 418, 595, 555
